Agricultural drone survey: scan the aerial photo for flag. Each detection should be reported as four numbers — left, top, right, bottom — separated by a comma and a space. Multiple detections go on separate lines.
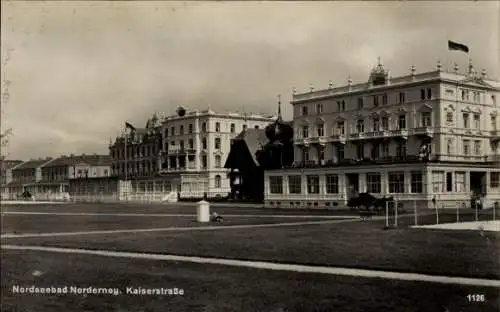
448, 40, 469, 53
125, 122, 136, 131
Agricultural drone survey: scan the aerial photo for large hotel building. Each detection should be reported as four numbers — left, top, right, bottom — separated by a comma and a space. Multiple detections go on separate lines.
110, 109, 274, 199
264, 60, 500, 209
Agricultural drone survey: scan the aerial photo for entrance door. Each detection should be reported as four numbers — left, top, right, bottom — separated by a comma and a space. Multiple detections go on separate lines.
346, 173, 359, 199
470, 171, 486, 195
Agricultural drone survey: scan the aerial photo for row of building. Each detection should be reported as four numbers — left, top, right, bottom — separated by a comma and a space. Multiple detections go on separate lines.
2, 58, 499, 209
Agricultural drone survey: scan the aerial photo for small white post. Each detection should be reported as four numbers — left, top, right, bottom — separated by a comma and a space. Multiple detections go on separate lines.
475, 200, 479, 221
413, 200, 418, 226
494, 202, 497, 221
456, 203, 460, 223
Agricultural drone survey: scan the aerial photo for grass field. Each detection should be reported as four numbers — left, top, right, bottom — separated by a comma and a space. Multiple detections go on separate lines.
1, 202, 499, 312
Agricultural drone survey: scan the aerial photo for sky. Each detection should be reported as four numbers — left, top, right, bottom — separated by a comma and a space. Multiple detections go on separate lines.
1, 1, 499, 160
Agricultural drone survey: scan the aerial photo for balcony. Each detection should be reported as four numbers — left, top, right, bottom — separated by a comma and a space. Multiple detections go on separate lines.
427, 154, 496, 163
167, 148, 197, 155
412, 127, 434, 138
284, 155, 422, 169
330, 134, 346, 144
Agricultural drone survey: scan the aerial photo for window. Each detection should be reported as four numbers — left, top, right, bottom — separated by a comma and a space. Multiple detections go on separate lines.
372, 118, 380, 131
188, 124, 193, 134
104, 169, 108, 176
367, 173, 381, 193
398, 114, 406, 129
445, 89, 454, 97
473, 114, 480, 129
254, 125, 259, 129
388, 172, 405, 193
215, 138, 221, 149
492, 95, 497, 106
491, 172, 500, 188
455, 172, 466, 192
301, 106, 308, 116
215, 122, 221, 132
396, 141, 407, 158
356, 143, 364, 159
446, 172, 453, 192
381, 142, 389, 157
411, 171, 423, 193
399, 92, 405, 104
301, 148, 309, 161
171, 126, 175, 136
447, 139, 453, 154
317, 145, 325, 162
461, 90, 467, 101
215, 155, 221, 168
463, 140, 470, 156
463, 113, 469, 128
420, 89, 425, 100
373, 95, 379, 107
492, 116, 497, 130
370, 143, 380, 159
336, 121, 345, 135
202, 138, 207, 150
357, 98, 364, 109
288, 175, 302, 194
306, 175, 320, 194
180, 125, 184, 135
446, 112, 454, 123
179, 140, 185, 150
316, 103, 323, 114
317, 124, 324, 137
356, 119, 364, 133
474, 140, 481, 155
202, 122, 207, 132
164, 128, 168, 137
421, 112, 432, 127
427, 88, 432, 99
188, 139, 194, 149
242, 124, 247, 131
432, 171, 445, 193
473, 92, 480, 103
302, 126, 309, 138
202, 155, 207, 168
336, 145, 344, 161
230, 123, 236, 133
381, 117, 389, 130
382, 93, 388, 105
214, 175, 221, 188
326, 175, 339, 193
269, 176, 283, 194
337, 100, 346, 112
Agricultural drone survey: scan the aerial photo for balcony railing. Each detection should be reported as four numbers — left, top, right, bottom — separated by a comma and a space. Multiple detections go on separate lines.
284, 156, 422, 169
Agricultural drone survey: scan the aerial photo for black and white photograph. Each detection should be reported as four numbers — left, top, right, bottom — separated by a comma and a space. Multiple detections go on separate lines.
1, 1, 499, 311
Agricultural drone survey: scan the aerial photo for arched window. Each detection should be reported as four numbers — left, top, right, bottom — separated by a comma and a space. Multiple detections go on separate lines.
215, 155, 221, 168
215, 175, 221, 188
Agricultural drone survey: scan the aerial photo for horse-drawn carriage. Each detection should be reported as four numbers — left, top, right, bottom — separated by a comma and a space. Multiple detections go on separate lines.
347, 193, 402, 221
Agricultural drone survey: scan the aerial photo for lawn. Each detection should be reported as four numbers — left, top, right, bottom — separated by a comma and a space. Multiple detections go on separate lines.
5, 213, 499, 280
1, 250, 498, 312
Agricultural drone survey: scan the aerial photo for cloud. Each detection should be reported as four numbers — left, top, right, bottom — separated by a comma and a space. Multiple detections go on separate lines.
1, 1, 498, 159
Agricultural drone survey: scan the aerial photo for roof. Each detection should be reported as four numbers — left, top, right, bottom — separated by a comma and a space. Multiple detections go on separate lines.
14, 158, 53, 170
234, 128, 268, 165
45, 155, 113, 167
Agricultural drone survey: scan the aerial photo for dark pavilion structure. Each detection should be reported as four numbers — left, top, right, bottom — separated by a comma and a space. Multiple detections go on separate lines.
224, 96, 294, 201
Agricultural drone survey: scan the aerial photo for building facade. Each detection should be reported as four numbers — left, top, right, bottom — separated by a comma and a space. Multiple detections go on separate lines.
5, 158, 55, 199
39, 154, 112, 200
264, 60, 500, 209
0, 159, 24, 200
160, 108, 275, 199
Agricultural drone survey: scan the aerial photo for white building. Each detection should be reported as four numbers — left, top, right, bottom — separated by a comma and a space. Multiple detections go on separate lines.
264, 60, 500, 209
161, 108, 275, 198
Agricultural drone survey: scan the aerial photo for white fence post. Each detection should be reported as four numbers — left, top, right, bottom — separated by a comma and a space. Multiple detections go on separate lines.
414, 200, 418, 226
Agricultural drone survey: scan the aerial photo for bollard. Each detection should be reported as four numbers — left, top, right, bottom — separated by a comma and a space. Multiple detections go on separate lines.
456, 203, 460, 223
385, 201, 389, 228
197, 200, 210, 223
394, 200, 398, 227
